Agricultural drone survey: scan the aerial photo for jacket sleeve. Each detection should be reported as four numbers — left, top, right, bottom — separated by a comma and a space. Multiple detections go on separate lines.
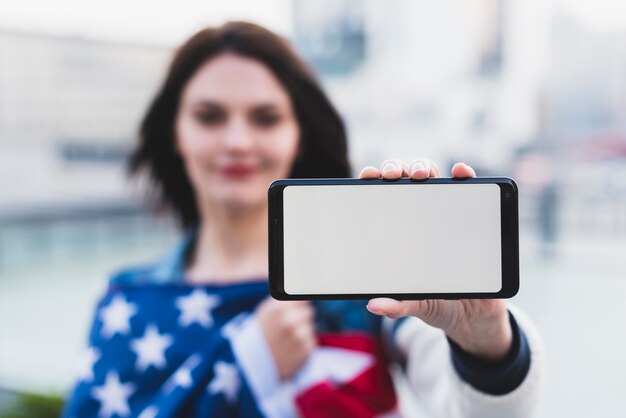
383, 304, 545, 418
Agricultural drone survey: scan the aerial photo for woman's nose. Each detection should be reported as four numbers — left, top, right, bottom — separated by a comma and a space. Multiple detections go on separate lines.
222, 118, 253, 152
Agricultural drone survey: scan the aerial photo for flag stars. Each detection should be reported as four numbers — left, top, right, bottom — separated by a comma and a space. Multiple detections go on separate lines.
99, 295, 138, 339
74, 346, 100, 383
207, 361, 240, 404
91, 371, 136, 418
130, 324, 173, 372
175, 289, 220, 328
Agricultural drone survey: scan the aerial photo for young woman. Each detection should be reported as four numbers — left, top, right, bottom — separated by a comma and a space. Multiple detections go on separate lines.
63, 22, 543, 418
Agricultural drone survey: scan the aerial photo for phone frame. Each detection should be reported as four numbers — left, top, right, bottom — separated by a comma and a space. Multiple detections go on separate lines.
268, 177, 519, 300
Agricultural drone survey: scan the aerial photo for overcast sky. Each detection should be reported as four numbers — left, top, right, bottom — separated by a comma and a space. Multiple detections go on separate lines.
0, 0, 625, 47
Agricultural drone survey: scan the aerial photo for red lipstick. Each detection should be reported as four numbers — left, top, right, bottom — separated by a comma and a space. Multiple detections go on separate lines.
220, 164, 257, 179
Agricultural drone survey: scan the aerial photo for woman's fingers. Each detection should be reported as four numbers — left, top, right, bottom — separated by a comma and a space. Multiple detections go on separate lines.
451, 162, 476, 178
359, 159, 472, 180
256, 298, 317, 380
380, 159, 409, 179
359, 166, 380, 179
359, 159, 434, 180
409, 158, 441, 179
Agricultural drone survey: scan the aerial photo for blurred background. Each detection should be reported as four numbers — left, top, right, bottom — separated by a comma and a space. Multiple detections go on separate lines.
0, 0, 625, 417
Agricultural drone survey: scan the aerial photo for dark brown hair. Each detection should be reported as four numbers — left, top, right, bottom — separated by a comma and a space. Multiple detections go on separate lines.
129, 21, 351, 228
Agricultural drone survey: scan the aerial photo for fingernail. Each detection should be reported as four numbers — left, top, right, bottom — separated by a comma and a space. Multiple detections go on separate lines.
366, 301, 384, 315
410, 162, 425, 174
382, 162, 397, 175
367, 298, 393, 314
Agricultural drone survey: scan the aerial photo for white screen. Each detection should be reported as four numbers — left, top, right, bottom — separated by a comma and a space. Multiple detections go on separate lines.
283, 184, 502, 294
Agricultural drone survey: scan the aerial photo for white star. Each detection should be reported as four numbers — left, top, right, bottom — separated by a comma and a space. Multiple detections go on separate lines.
130, 324, 173, 372
164, 354, 201, 393
207, 361, 240, 403
175, 289, 220, 328
74, 346, 100, 383
91, 371, 136, 418
137, 406, 158, 418
99, 295, 138, 339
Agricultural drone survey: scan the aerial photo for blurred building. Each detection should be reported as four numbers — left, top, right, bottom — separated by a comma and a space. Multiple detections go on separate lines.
0, 1, 551, 222
0, 30, 170, 220
544, 13, 626, 138
293, 0, 366, 75
2, 0, 624, 234
539, 12, 626, 235
294, 0, 549, 173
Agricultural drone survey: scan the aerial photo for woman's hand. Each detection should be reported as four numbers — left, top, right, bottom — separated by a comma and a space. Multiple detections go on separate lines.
360, 159, 513, 363
256, 298, 317, 380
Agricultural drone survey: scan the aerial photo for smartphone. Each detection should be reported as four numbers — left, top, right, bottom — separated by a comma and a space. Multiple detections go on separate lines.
268, 177, 519, 300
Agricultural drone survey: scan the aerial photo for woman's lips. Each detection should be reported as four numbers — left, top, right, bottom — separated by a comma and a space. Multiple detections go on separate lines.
219, 165, 257, 179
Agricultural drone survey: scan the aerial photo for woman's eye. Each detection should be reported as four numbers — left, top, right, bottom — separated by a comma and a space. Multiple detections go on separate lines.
253, 114, 281, 127
194, 111, 225, 125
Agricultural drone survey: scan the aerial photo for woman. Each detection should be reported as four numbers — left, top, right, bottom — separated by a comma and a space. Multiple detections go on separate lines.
63, 22, 543, 417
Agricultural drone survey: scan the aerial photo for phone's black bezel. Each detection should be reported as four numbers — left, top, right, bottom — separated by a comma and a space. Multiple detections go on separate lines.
268, 177, 519, 300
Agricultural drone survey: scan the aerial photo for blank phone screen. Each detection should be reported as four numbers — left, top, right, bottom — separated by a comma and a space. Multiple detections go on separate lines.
282, 184, 502, 295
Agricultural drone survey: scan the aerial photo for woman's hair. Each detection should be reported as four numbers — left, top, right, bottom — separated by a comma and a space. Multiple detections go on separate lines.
129, 21, 351, 228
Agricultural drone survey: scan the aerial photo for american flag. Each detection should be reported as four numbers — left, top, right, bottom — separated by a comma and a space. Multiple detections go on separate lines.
62, 281, 400, 417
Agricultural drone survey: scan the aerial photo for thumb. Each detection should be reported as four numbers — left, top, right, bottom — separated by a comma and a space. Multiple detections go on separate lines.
366, 298, 429, 319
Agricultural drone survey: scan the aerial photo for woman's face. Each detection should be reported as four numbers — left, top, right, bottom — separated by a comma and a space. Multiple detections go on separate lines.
175, 53, 300, 214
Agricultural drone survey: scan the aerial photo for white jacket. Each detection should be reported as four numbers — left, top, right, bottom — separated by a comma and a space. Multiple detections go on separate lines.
390, 304, 544, 417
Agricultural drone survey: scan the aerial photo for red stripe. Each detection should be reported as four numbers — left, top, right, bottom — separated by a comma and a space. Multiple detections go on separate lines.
317, 332, 384, 355
295, 333, 397, 417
